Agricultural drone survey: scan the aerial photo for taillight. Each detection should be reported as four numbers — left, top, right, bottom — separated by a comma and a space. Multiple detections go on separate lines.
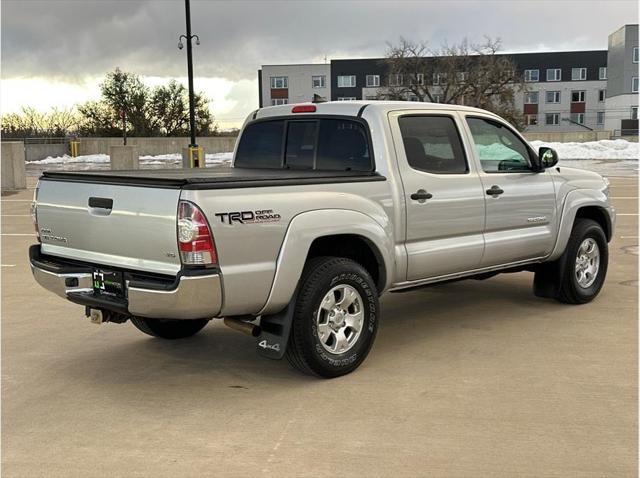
31, 183, 40, 242
177, 201, 217, 266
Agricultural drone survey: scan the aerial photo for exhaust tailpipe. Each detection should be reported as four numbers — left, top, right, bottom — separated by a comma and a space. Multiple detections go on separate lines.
224, 317, 261, 337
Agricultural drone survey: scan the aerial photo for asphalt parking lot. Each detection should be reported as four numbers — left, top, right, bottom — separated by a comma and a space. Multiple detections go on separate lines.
2, 175, 638, 477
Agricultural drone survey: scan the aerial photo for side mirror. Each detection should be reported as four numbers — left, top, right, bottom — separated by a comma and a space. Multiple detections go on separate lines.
538, 147, 559, 169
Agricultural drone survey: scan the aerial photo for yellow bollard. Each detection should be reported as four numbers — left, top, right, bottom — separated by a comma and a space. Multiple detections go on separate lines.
189, 145, 204, 168
69, 140, 80, 157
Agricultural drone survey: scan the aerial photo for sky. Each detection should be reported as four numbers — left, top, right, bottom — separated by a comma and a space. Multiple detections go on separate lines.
1, 0, 638, 129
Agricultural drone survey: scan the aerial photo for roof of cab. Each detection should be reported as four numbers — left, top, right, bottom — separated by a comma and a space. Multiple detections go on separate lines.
253, 100, 496, 121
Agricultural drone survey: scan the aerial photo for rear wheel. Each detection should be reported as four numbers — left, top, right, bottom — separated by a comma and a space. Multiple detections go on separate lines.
285, 257, 379, 378
130, 317, 209, 339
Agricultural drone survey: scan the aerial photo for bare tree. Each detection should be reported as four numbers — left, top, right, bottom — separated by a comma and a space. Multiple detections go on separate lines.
383, 37, 525, 129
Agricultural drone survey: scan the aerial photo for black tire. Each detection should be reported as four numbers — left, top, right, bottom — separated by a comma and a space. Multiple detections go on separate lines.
286, 256, 379, 378
130, 317, 209, 339
556, 218, 608, 304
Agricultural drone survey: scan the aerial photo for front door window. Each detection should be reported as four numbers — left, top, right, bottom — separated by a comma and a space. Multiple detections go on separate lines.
466, 117, 532, 173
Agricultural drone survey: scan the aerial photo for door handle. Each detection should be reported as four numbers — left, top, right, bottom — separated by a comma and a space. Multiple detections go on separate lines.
485, 185, 504, 196
88, 197, 113, 209
410, 189, 433, 202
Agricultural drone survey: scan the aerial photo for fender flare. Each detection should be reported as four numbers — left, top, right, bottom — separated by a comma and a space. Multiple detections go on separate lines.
548, 188, 613, 261
257, 209, 394, 316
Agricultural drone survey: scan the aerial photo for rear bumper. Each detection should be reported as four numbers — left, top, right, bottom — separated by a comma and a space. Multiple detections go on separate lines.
29, 245, 222, 320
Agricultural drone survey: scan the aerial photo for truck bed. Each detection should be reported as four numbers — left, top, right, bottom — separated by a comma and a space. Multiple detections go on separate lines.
41, 167, 386, 189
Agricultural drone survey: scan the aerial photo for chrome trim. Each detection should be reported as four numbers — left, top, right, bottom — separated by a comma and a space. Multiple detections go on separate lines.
30, 262, 222, 320
30, 265, 93, 298
128, 274, 222, 320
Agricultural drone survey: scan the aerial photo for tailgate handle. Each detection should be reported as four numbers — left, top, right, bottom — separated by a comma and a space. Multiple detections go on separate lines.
88, 197, 113, 209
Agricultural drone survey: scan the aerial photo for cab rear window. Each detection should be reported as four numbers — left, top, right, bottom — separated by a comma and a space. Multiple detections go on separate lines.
235, 118, 373, 171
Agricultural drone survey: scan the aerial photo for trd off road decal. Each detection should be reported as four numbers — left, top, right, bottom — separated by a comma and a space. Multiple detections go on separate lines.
214, 209, 281, 225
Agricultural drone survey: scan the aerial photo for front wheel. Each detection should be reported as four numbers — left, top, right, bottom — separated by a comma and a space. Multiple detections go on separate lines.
130, 317, 209, 339
556, 218, 609, 304
286, 257, 379, 378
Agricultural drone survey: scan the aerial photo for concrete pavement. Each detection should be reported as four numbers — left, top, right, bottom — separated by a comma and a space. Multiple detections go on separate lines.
1, 176, 637, 477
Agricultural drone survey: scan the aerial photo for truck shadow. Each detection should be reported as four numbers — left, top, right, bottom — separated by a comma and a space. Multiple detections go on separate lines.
53, 272, 574, 393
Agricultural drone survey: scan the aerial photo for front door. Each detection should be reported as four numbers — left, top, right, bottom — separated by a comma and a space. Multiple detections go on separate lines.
389, 111, 486, 281
462, 114, 558, 267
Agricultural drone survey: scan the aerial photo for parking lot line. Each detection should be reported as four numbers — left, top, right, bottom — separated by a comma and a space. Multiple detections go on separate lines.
1, 233, 35, 236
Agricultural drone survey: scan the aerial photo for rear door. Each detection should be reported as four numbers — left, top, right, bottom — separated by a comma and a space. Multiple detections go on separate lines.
461, 113, 558, 267
36, 180, 182, 275
389, 110, 486, 281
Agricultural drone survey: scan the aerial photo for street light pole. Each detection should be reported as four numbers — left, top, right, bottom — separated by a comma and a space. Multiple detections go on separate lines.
178, 0, 201, 166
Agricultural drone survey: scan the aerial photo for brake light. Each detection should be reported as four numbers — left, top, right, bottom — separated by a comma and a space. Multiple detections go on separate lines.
177, 201, 217, 265
291, 105, 316, 113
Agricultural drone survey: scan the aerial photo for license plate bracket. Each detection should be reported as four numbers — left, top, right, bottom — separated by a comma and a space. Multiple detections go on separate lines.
92, 269, 124, 297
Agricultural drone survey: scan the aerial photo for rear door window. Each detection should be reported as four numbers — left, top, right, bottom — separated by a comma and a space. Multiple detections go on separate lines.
398, 115, 468, 174
235, 118, 372, 171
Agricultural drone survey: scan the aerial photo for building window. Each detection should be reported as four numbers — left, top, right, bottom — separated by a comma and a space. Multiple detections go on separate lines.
633, 77, 639, 93
570, 113, 585, 124
411, 73, 424, 85
545, 113, 560, 125
524, 69, 539, 82
633, 47, 639, 63
598, 89, 606, 102
546, 91, 561, 103
599, 67, 607, 80
456, 72, 467, 83
389, 74, 403, 86
524, 91, 539, 104
596, 112, 605, 125
312, 75, 325, 88
337, 97, 356, 101
571, 90, 586, 103
432, 94, 442, 103
632, 106, 638, 120
365, 95, 378, 100
433, 73, 447, 85
571, 68, 587, 81
271, 98, 288, 106
525, 114, 538, 126
547, 69, 562, 81
365, 75, 380, 87
337, 75, 356, 88
270, 77, 288, 89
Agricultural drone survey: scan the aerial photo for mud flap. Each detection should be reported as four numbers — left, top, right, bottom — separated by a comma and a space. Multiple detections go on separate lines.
256, 301, 296, 360
533, 254, 567, 299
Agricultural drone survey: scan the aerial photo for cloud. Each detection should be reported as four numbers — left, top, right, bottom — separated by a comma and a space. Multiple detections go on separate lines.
1, 0, 636, 127
2, 0, 637, 81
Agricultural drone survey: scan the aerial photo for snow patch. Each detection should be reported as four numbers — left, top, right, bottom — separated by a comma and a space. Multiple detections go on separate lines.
529, 139, 639, 160
29, 152, 234, 165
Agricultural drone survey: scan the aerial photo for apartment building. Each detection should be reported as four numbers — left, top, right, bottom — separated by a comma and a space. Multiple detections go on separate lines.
604, 24, 639, 134
257, 25, 639, 134
259, 64, 330, 108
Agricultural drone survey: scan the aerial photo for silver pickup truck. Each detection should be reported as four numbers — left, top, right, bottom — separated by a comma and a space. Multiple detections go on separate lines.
30, 101, 615, 377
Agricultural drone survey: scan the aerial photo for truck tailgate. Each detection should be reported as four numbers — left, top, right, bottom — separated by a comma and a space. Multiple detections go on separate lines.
36, 179, 182, 275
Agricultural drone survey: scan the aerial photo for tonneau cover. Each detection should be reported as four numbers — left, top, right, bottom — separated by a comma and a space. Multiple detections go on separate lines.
41, 167, 386, 189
